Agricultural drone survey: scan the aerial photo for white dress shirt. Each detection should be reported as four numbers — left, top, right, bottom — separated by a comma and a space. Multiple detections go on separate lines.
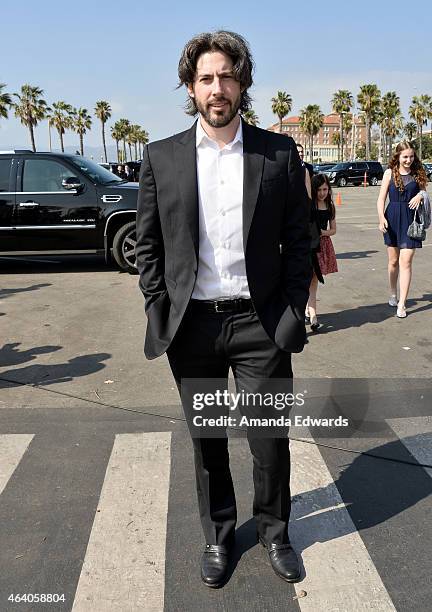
192, 119, 250, 300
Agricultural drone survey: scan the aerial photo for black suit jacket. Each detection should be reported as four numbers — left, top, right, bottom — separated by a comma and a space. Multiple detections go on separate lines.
136, 119, 312, 359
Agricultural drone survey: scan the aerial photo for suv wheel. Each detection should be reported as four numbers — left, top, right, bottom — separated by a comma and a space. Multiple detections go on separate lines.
337, 176, 347, 187
369, 176, 378, 186
112, 221, 138, 273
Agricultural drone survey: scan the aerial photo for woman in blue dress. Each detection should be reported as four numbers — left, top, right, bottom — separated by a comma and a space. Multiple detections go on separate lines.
377, 141, 428, 318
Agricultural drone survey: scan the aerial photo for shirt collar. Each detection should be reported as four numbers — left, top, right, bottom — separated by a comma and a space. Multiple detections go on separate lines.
196, 117, 243, 149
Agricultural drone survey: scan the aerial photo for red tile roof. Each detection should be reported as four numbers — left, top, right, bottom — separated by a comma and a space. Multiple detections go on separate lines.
268, 113, 365, 130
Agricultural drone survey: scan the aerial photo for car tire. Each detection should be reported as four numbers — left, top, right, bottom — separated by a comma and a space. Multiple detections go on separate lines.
337, 177, 347, 187
369, 176, 378, 186
112, 221, 138, 274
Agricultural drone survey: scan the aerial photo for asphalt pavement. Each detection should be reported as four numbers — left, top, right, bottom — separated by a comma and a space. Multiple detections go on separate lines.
0, 185, 431, 612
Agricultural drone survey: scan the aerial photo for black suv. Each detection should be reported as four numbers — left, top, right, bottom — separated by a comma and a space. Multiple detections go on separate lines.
0, 150, 139, 272
313, 163, 335, 173
324, 161, 383, 187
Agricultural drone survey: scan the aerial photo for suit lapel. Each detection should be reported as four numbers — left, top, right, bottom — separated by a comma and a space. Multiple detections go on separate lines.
174, 122, 199, 258
242, 119, 266, 249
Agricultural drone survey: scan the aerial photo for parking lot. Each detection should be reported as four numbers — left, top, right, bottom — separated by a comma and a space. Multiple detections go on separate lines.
1, 184, 431, 407
1, 185, 431, 611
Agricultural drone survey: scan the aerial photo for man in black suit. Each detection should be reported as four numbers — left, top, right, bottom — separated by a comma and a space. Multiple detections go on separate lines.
296, 142, 314, 191
136, 31, 311, 587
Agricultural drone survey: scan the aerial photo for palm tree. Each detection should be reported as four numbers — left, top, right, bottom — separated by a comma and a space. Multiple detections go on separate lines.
51, 101, 74, 152
127, 124, 137, 161
45, 107, 54, 151
115, 118, 131, 161
299, 104, 324, 163
13, 85, 47, 151
128, 124, 143, 160
242, 109, 259, 126
72, 107, 92, 156
357, 84, 381, 159
271, 91, 292, 133
403, 121, 417, 141
409, 94, 432, 160
95, 101, 112, 162
126, 125, 136, 161
138, 128, 149, 158
331, 90, 353, 161
379, 92, 402, 162
332, 131, 342, 161
0, 83, 12, 124
111, 124, 123, 162
342, 113, 353, 158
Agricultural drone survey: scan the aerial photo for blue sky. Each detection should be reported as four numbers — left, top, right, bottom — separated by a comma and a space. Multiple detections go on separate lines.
1, 0, 432, 154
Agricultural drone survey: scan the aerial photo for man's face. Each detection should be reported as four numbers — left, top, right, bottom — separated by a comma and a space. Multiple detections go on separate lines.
297, 146, 304, 161
187, 51, 242, 128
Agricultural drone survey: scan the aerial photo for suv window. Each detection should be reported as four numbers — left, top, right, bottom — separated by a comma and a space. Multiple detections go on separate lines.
0, 158, 12, 192
331, 163, 350, 171
356, 162, 368, 170
23, 159, 75, 192
367, 162, 381, 171
69, 155, 124, 185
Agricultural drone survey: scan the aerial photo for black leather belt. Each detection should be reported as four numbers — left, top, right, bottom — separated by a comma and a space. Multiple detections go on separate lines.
190, 298, 254, 314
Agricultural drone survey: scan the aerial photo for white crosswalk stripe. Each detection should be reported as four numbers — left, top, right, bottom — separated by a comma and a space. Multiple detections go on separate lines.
289, 439, 396, 611
71, 433, 171, 612
0, 434, 34, 495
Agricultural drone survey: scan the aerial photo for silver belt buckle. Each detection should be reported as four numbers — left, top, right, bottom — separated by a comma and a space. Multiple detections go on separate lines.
214, 301, 223, 313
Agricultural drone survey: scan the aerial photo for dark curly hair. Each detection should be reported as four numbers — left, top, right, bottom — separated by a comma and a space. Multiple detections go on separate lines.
389, 140, 427, 192
177, 30, 254, 116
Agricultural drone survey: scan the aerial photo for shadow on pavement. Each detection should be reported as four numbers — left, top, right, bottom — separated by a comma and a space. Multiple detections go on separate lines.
0, 255, 119, 274
0, 352, 111, 389
0, 283, 51, 298
0, 342, 62, 368
289, 433, 432, 554
336, 250, 379, 259
308, 293, 432, 334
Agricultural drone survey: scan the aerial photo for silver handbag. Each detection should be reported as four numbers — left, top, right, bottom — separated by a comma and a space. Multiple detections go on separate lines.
407, 207, 426, 241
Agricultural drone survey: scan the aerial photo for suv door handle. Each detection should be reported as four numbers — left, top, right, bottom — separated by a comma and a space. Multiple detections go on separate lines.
19, 201, 40, 207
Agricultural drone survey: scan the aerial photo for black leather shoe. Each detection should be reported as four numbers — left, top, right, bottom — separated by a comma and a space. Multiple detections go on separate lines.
259, 537, 301, 582
201, 544, 231, 588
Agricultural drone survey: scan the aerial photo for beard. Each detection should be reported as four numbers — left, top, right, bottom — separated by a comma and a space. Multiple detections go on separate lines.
195, 94, 241, 128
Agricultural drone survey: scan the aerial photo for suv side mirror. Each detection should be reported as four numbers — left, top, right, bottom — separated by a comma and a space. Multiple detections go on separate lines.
62, 176, 83, 192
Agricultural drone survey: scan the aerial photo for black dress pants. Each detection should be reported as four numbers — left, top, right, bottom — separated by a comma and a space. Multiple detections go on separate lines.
166, 302, 293, 547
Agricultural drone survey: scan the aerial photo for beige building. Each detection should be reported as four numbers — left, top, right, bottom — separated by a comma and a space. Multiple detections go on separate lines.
268, 113, 367, 162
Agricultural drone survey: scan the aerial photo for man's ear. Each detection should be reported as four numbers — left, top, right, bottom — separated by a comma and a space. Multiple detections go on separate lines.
187, 83, 194, 98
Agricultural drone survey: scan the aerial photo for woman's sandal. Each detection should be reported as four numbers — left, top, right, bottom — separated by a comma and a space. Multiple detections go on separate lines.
396, 304, 407, 318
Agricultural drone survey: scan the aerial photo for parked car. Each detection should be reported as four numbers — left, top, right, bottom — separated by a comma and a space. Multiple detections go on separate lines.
0, 150, 139, 273
324, 161, 384, 186
313, 163, 335, 173
423, 163, 432, 181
